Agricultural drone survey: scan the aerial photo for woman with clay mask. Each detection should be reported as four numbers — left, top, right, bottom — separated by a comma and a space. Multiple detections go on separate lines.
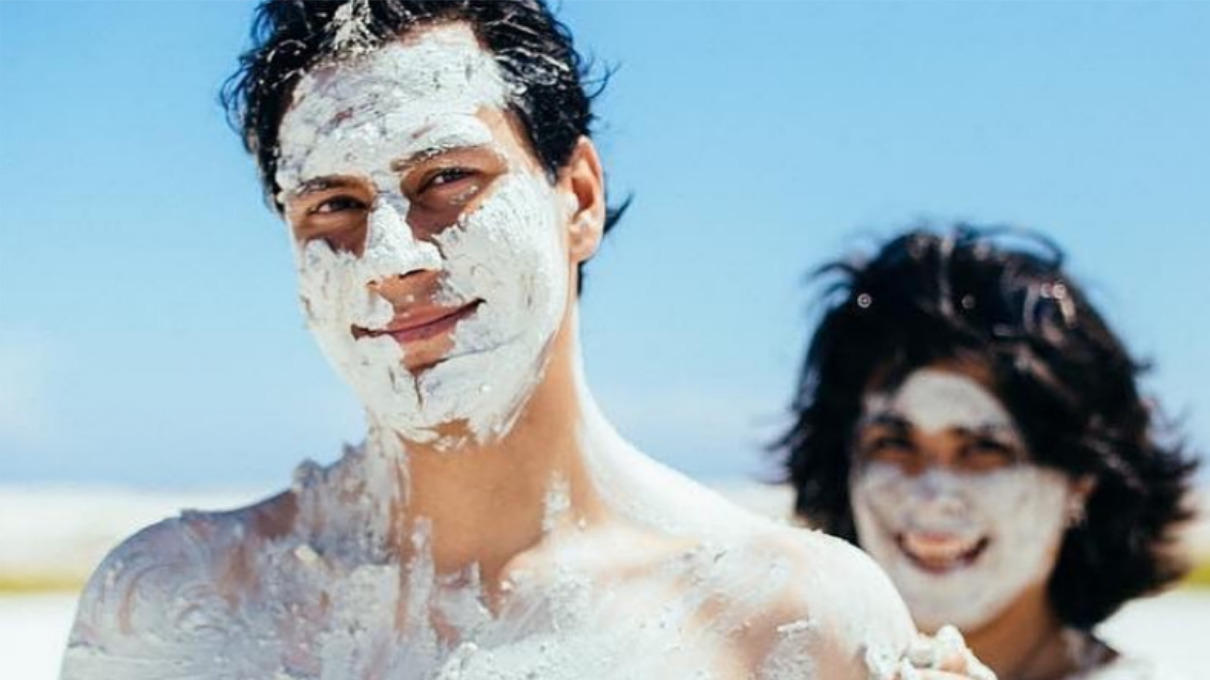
778, 227, 1199, 680
60, 3, 990, 679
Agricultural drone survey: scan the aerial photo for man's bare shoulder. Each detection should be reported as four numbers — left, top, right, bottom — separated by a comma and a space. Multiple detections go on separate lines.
719, 521, 916, 678
761, 521, 913, 615
65, 491, 295, 651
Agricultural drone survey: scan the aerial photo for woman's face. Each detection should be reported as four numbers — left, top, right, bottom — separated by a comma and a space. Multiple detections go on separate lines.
848, 365, 1082, 632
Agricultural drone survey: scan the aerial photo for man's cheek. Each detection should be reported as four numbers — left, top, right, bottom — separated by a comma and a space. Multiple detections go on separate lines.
438, 174, 567, 326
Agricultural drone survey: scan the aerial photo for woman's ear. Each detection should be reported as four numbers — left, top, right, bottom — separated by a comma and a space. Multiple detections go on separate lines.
1073, 474, 1097, 499
1065, 474, 1097, 528
559, 137, 606, 265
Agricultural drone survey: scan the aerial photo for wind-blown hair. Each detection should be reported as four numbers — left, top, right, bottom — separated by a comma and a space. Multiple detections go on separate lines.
778, 226, 1199, 629
221, 0, 626, 287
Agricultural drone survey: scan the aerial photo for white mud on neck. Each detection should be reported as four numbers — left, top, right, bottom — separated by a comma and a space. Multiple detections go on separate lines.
61, 388, 925, 680
62, 428, 842, 680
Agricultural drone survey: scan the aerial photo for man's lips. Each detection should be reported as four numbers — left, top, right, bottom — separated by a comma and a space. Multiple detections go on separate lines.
896, 531, 989, 574
355, 301, 482, 344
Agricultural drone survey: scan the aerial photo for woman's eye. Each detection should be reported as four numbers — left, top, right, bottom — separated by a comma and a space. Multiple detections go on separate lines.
874, 435, 911, 450
961, 438, 1019, 468
309, 196, 367, 215
862, 435, 915, 459
975, 438, 1011, 453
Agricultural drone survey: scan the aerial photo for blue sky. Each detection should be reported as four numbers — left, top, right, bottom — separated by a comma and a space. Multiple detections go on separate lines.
1, 1, 1207, 489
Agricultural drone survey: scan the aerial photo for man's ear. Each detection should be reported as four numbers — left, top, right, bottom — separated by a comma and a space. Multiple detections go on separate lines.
559, 137, 606, 265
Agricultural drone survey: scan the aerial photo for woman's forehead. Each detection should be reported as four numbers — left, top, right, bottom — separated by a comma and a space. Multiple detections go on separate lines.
862, 367, 1015, 434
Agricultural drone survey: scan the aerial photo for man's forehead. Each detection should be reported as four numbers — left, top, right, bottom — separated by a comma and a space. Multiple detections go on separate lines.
292, 22, 501, 108
275, 21, 509, 192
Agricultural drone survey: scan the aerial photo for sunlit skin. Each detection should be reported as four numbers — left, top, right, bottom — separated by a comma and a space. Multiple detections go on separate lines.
269, 57, 982, 676
207, 82, 891, 676
855, 362, 1097, 680
63, 22, 994, 679
278, 92, 623, 587
205, 102, 907, 677
270, 52, 976, 677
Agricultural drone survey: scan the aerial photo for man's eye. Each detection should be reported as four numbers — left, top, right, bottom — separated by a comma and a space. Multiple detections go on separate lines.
421, 168, 475, 192
309, 196, 367, 215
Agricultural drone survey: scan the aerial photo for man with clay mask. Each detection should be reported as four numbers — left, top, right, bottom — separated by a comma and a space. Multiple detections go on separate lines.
60, 3, 990, 679
779, 227, 1199, 680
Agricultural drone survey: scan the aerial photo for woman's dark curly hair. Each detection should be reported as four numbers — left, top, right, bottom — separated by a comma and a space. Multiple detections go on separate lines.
777, 225, 1199, 630
220, 0, 626, 288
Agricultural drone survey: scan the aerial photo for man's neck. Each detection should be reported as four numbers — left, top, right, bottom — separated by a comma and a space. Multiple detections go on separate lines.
373, 316, 609, 583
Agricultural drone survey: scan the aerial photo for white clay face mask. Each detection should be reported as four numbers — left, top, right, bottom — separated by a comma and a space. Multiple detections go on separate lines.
275, 24, 569, 446
850, 369, 1073, 631
859, 368, 1019, 437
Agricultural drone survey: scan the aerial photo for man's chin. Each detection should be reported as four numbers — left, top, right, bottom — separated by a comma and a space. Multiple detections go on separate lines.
402, 354, 446, 375
387, 335, 456, 374
402, 344, 497, 375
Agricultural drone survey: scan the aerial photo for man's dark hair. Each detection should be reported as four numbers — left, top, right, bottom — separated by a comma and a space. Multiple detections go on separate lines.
221, 0, 625, 288
777, 225, 1199, 630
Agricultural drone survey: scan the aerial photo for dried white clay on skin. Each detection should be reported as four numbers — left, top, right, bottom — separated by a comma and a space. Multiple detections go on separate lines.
564, 367, 925, 679
61, 21, 926, 680
859, 369, 1021, 442
61, 360, 919, 679
279, 25, 566, 446
61, 446, 839, 680
864, 625, 995, 680
851, 369, 1075, 631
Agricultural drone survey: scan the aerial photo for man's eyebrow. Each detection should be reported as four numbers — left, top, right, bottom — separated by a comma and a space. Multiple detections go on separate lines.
387, 143, 490, 174
290, 176, 358, 199
389, 120, 499, 173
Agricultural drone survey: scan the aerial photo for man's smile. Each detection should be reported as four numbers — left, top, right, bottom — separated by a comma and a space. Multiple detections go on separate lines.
354, 300, 483, 346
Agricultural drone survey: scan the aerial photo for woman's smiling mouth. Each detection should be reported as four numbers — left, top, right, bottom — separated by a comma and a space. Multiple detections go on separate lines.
897, 531, 990, 574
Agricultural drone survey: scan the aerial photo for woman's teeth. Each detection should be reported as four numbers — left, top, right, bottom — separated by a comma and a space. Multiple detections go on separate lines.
898, 532, 988, 572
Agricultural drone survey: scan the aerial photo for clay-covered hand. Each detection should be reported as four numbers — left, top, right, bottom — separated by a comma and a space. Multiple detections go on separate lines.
867, 625, 996, 680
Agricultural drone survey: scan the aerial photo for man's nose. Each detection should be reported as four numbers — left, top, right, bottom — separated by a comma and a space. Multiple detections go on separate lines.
369, 271, 433, 309
360, 195, 442, 284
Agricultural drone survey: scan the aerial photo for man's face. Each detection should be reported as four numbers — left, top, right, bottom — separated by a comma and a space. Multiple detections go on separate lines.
275, 23, 575, 446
